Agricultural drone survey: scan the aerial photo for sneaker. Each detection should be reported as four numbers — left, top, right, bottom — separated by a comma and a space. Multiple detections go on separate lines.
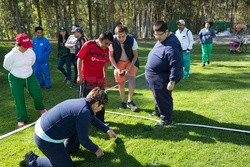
104, 122, 110, 126
202, 63, 205, 67
18, 122, 26, 127
119, 102, 127, 109
127, 101, 138, 112
150, 111, 160, 117
19, 151, 38, 167
63, 77, 67, 83
207, 60, 210, 64
183, 75, 189, 79
155, 120, 174, 126
70, 83, 76, 88
39, 109, 47, 114
66, 80, 71, 85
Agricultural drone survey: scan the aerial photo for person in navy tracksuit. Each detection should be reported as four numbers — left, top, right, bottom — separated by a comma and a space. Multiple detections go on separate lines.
20, 88, 117, 167
145, 21, 183, 126
33, 26, 52, 89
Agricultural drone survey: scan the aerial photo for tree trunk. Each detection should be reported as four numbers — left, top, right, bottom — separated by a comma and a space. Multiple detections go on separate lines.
87, 0, 93, 39
96, 0, 100, 38
36, 0, 42, 27
73, 0, 78, 25
22, 0, 32, 37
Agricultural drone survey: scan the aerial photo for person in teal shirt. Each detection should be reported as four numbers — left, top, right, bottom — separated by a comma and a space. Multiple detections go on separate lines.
199, 21, 216, 67
57, 27, 71, 84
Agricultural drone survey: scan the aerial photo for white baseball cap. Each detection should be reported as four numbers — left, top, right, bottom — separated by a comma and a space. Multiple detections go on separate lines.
177, 19, 185, 25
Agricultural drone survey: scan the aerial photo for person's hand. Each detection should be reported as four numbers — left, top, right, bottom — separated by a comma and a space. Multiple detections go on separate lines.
167, 81, 175, 91
77, 75, 83, 85
186, 50, 190, 54
95, 148, 104, 158
107, 129, 117, 139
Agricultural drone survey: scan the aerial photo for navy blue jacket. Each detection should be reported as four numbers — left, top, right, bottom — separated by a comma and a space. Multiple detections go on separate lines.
75, 36, 87, 55
112, 34, 139, 68
40, 98, 109, 153
145, 33, 183, 82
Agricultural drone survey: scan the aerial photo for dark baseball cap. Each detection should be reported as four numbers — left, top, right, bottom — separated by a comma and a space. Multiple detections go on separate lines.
71, 27, 83, 34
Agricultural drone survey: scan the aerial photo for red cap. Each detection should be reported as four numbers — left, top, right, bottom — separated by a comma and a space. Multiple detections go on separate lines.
16, 33, 32, 48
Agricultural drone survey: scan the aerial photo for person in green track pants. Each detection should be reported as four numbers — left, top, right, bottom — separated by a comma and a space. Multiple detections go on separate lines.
3, 33, 46, 127
199, 21, 216, 67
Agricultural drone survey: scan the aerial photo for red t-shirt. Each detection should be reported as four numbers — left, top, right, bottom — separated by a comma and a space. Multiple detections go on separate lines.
77, 40, 110, 83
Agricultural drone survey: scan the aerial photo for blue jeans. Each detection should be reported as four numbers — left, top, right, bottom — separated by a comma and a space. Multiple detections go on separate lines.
58, 57, 71, 80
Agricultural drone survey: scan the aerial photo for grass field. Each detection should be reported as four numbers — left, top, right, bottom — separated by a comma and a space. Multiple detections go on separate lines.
0, 41, 249, 167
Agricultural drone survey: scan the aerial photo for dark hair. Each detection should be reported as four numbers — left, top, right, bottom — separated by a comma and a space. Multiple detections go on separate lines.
74, 24, 80, 27
153, 21, 168, 32
58, 30, 69, 43
35, 26, 43, 32
115, 25, 128, 34
203, 21, 214, 27
99, 31, 113, 42
86, 88, 108, 106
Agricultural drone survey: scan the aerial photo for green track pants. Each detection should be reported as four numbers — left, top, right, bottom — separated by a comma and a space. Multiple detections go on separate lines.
201, 44, 213, 63
8, 73, 44, 122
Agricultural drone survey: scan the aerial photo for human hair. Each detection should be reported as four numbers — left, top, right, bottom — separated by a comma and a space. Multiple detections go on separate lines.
203, 21, 214, 28
35, 26, 43, 32
58, 30, 69, 43
74, 24, 80, 27
153, 20, 168, 32
115, 25, 128, 34
99, 31, 113, 42
86, 88, 108, 106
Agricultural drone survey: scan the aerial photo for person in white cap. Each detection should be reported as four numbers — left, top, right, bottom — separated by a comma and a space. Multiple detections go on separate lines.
175, 19, 193, 79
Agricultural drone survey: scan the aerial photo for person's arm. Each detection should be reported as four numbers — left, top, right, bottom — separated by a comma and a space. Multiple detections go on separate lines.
45, 39, 52, 57
198, 30, 203, 43
3, 50, 14, 71
187, 31, 194, 52
103, 63, 108, 79
125, 39, 138, 74
76, 43, 87, 84
210, 29, 216, 38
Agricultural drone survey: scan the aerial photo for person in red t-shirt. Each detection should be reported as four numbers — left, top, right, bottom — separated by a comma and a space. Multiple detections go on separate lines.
77, 32, 113, 123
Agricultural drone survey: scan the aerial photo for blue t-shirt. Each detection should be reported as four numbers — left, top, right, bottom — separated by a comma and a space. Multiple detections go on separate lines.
199, 28, 216, 44
145, 33, 183, 81
40, 98, 109, 153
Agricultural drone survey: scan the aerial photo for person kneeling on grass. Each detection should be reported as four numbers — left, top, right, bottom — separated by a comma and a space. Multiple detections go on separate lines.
20, 88, 117, 167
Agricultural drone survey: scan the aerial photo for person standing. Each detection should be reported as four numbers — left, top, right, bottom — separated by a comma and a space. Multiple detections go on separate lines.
145, 21, 183, 126
3, 33, 46, 127
19, 88, 117, 167
109, 25, 139, 111
77, 32, 113, 123
199, 21, 216, 67
70, 27, 87, 88
65, 25, 78, 88
175, 19, 194, 79
33, 26, 52, 89
57, 27, 71, 85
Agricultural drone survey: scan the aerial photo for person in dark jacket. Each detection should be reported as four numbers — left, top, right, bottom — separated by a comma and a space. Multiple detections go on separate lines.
109, 25, 139, 112
19, 88, 117, 167
57, 27, 71, 85
145, 21, 183, 126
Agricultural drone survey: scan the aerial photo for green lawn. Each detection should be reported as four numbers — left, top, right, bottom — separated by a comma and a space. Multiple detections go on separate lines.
0, 41, 250, 167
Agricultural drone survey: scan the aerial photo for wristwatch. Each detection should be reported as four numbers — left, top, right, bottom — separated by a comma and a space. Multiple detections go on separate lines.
169, 81, 176, 86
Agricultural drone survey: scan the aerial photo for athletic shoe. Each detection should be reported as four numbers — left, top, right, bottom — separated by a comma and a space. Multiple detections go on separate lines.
207, 60, 210, 64
66, 80, 71, 85
40, 109, 47, 114
183, 75, 189, 79
119, 102, 127, 109
18, 122, 26, 127
150, 111, 160, 117
127, 101, 138, 112
202, 63, 205, 67
70, 83, 76, 88
155, 120, 174, 126
19, 151, 38, 167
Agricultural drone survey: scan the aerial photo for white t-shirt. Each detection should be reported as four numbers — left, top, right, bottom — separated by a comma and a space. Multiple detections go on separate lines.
66, 35, 77, 54
109, 38, 138, 61
175, 27, 194, 51
3, 47, 36, 79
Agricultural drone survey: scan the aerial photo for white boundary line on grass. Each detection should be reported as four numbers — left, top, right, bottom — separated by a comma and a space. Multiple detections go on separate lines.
1, 72, 250, 140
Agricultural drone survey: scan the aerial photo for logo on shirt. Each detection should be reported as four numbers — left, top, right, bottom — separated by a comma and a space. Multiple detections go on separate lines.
40, 43, 44, 46
91, 57, 106, 62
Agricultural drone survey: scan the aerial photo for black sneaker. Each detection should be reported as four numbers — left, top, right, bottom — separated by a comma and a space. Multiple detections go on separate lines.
127, 101, 138, 112
207, 60, 210, 64
202, 63, 205, 67
19, 151, 37, 167
155, 120, 174, 126
119, 102, 127, 109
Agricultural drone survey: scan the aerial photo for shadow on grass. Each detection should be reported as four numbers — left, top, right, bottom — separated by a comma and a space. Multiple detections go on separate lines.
103, 110, 250, 146
73, 142, 170, 167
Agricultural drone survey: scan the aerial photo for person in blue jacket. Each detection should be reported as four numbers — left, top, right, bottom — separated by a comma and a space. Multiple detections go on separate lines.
199, 21, 216, 67
19, 88, 117, 167
145, 20, 183, 126
33, 26, 52, 89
